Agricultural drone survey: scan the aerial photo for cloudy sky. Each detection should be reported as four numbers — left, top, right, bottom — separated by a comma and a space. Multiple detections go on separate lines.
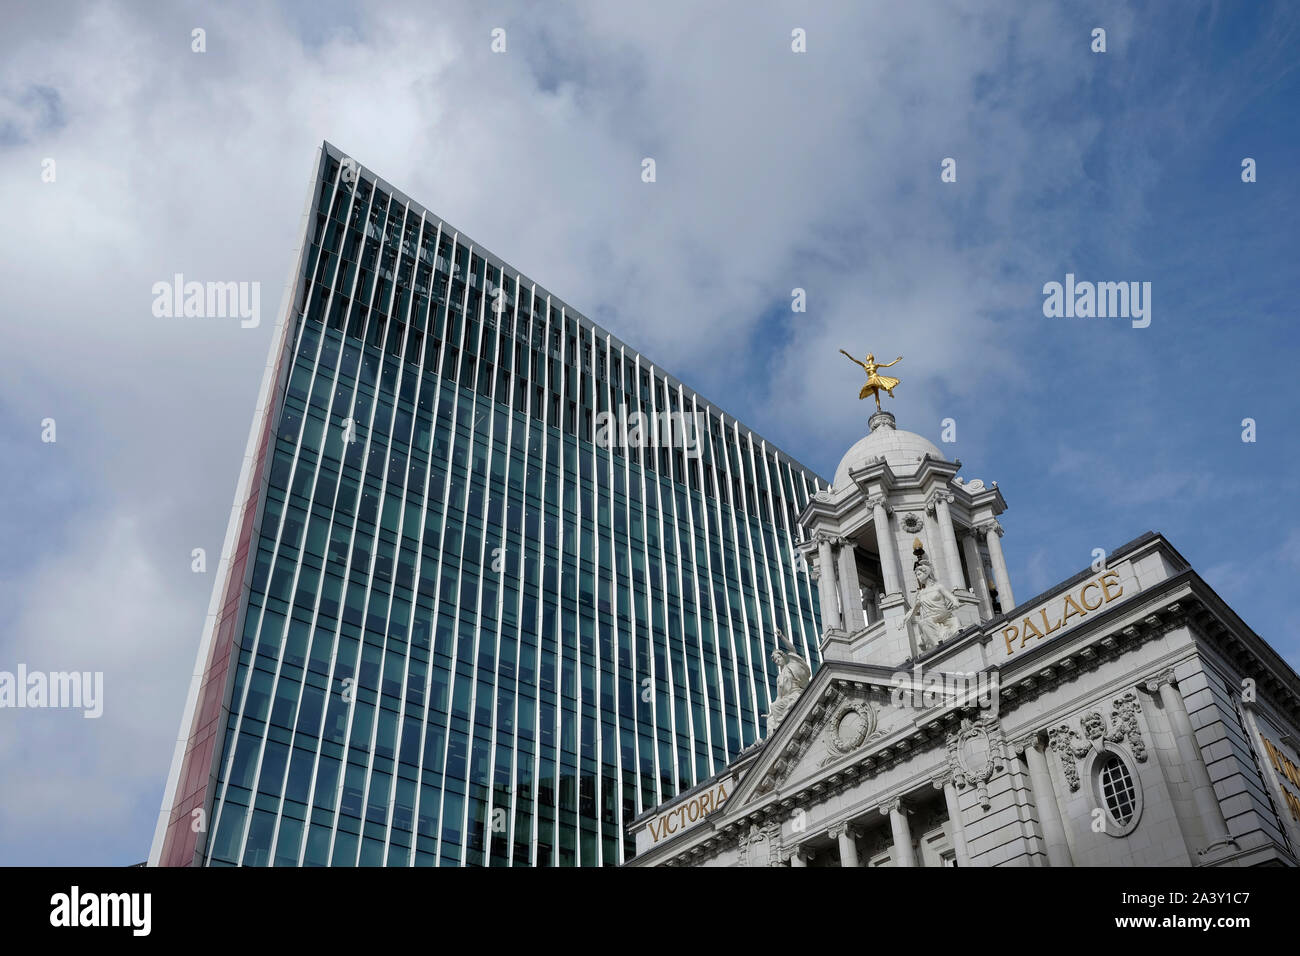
0, 1, 1296, 866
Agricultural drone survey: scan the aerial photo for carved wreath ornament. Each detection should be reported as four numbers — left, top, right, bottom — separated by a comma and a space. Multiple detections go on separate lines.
901, 513, 924, 534
1047, 692, 1148, 792
827, 700, 877, 757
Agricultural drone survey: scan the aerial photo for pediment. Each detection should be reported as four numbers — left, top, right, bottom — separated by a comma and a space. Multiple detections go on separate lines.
726, 666, 935, 810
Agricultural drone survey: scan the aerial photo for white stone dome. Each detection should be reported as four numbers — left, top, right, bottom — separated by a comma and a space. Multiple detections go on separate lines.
833, 413, 944, 487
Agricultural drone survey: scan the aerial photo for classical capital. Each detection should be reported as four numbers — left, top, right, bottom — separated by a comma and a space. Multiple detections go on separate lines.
925, 490, 955, 515
866, 494, 893, 515
931, 772, 955, 790
827, 823, 854, 840
878, 798, 907, 817
976, 519, 1004, 539
1142, 668, 1177, 694
813, 531, 833, 546
1010, 731, 1045, 756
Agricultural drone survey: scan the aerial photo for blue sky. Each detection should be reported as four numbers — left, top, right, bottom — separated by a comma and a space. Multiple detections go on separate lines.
0, 1, 1296, 866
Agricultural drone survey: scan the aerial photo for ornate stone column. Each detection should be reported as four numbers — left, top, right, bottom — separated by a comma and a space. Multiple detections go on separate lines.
789, 846, 811, 867
961, 533, 994, 619
1015, 732, 1073, 867
933, 775, 970, 867
1145, 670, 1237, 858
815, 533, 842, 630
835, 537, 865, 631
978, 520, 1015, 611
880, 798, 916, 867
829, 823, 860, 867
867, 495, 901, 596
927, 491, 966, 592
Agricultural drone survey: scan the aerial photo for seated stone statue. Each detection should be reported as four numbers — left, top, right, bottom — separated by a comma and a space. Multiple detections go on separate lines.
902, 559, 960, 658
763, 630, 810, 737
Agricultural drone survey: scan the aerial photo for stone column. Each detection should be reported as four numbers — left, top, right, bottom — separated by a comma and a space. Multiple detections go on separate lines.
789, 846, 810, 867
927, 491, 966, 592
933, 776, 970, 867
880, 798, 915, 867
961, 533, 994, 619
1146, 670, 1237, 857
868, 496, 901, 596
979, 520, 1015, 611
815, 533, 841, 630
835, 537, 865, 631
829, 823, 860, 867
1017, 733, 1073, 867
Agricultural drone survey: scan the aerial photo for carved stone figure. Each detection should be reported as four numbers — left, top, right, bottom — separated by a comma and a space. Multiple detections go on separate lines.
763, 630, 811, 737
902, 559, 960, 658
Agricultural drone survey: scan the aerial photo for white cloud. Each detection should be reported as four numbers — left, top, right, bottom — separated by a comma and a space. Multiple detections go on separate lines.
0, 514, 196, 864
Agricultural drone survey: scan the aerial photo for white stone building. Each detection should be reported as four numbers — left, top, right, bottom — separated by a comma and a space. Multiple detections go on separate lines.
625, 412, 1300, 867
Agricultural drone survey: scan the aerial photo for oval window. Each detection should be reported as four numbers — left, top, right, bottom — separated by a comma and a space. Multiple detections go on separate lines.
1098, 753, 1138, 827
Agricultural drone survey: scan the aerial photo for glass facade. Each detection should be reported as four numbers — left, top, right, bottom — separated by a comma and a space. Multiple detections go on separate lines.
160, 142, 825, 866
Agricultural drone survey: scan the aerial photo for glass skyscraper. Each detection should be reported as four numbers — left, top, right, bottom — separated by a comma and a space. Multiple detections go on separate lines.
150, 142, 825, 867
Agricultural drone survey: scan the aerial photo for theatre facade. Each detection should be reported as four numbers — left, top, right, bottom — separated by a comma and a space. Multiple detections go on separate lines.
625, 410, 1300, 867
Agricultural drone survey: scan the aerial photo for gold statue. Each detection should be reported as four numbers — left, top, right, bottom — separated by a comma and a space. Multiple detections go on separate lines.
840, 350, 903, 411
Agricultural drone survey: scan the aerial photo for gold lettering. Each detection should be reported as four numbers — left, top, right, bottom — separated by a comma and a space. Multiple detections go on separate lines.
1081, 581, 1103, 611
1060, 592, 1087, 626
1285, 788, 1300, 823
1259, 737, 1300, 819
1003, 625, 1019, 656
1100, 570, 1124, 602
1263, 737, 1283, 774
1040, 607, 1062, 636
1020, 616, 1044, 647
645, 779, 731, 844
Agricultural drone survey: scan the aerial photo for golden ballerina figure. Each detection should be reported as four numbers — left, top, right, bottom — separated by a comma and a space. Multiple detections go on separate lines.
839, 350, 903, 411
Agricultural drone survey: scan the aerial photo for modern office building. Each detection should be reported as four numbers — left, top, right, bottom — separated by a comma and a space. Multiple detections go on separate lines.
149, 142, 826, 866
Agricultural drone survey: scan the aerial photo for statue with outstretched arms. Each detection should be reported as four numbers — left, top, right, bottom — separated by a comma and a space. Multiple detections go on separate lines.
839, 349, 903, 411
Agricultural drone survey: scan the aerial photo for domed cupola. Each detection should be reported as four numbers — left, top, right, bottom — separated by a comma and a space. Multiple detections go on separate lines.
797, 353, 1016, 667
833, 410, 945, 488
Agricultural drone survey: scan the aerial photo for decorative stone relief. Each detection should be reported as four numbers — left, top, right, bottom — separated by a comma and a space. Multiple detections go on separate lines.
1107, 692, 1149, 762
901, 512, 924, 534
946, 716, 1006, 810
820, 698, 879, 765
1048, 692, 1149, 792
739, 820, 783, 867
